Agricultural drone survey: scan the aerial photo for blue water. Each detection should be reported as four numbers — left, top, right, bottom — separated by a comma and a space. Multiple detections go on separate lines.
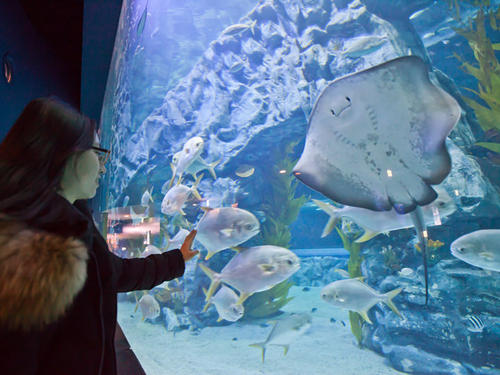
100, 0, 500, 374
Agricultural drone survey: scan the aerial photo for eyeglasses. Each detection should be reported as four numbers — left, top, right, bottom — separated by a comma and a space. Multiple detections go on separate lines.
92, 146, 111, 165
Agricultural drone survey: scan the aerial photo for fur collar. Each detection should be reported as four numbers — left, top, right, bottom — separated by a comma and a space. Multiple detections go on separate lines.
0, 220, 88, 331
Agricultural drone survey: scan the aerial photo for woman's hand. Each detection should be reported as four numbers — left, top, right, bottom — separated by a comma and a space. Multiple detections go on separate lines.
180, 229, 199, 261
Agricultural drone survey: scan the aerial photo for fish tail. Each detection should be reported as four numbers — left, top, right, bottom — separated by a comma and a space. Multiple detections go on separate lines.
312, 199, 340, 238
383, 287, 403, 318
249, 342, 267, 363
198, 263, 221, 303
191, 173, 204, 200
208, 160, 221, 179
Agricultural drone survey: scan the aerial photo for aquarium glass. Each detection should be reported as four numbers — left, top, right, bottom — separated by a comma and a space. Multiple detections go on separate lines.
99, 0, 500, 374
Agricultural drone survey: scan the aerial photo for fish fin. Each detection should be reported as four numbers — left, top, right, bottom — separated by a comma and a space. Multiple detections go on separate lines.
191, 173, 203, 200
141, 315, 145, 322
202, 287, 208, 297
220, 228, 234, 237
179, 208, 186, 216
383, 287, 403, 318
149, 187, 154, 202
205, 251, 215, 260
230, 246, 243, 253
177, 175, 183, 186
202, 301, 212, 312
201, 206, 212, 212
358, 310, 372, 324
217, 316, 223, 322
259, 264, 276, 274
236, 292, 251, 305
167, 173, 175, 190
249, 342, 266, 363
334, 268, 350, 278
355, 229, 380, 243
198, 264, 221, 302
354, 276, 365, 281
479, 252, 494, 260
312, 199, 340, 237
282, 345, 290, 356
208, 160, 221, 179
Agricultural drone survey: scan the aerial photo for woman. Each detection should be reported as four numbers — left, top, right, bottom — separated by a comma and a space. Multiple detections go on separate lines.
0, 97, 199, 374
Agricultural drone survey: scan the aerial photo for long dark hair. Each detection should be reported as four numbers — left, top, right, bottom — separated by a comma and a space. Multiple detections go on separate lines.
0, 97, 96, 221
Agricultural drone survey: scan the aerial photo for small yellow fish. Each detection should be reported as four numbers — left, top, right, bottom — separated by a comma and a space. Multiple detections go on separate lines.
235, 164, 255, 178
415, 239, 444, 252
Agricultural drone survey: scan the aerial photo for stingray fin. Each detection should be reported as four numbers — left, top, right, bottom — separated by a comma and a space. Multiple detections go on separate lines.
355, 229, 380, 243
383, 287, 403, 318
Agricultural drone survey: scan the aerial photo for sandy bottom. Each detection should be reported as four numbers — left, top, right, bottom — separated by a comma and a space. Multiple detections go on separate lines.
118, 286, 407, 375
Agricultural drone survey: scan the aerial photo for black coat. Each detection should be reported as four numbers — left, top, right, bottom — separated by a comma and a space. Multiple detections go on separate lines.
0, 194, 185, 375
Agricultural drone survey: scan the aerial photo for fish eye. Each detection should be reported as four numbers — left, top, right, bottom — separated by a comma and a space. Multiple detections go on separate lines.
345, 96, 351, 102
286, 259, 293, 265
439, 201, 445, 207
330, 109, 335, 116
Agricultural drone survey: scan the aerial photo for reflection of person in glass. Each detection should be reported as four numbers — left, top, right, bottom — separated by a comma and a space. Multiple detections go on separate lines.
0, 97, 199, 375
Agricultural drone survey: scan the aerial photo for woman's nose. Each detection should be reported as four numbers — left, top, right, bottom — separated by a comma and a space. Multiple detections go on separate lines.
99, 163, 106, 175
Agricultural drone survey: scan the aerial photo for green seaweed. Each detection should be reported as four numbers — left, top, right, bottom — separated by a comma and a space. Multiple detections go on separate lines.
242, 140, 308, 318
336, 227, 364, 346
452, 6, 500, 158
243, 280, 295, 319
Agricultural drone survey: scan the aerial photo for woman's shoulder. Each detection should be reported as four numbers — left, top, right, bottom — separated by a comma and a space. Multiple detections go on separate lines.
0, 219, 89, 332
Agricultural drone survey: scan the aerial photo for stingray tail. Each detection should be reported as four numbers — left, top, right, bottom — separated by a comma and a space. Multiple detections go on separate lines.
411, 206, 429, 305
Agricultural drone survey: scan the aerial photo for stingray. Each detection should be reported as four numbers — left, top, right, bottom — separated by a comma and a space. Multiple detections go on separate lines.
293, 56, 461, 304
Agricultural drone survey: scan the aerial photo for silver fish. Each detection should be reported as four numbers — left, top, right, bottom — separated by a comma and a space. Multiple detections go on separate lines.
166, 228, 190, 250
450, 229, 500, 272
196, 206, 260, 260
321, 278, 402, 324
141, 187, 154, 207
185, 157, 220, 180
161, 174, 202, 216
342, 35, 388, 58
199, 245, 300, 307
205, 285, 244, 322
138, 294, 160, 321
168, 136, 204, 187
249, 312, 312, 362
141, 244, 162, 258
313, 186, 456, 241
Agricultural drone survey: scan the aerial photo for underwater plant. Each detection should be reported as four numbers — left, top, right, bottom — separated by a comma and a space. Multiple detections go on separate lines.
453, 6, 500, 160
336, 227, 364, 346
242, 140, 308, 318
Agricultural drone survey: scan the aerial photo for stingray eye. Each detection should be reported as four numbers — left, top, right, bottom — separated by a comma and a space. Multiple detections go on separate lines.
330, 109, 336, 116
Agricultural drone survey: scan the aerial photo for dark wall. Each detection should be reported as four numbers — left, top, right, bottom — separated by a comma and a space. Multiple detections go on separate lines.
81, 0, 123, 125
0, 0, 80, 141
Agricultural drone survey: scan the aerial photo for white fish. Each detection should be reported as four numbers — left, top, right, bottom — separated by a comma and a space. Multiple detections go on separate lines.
166, 228, 190, 250
168, 136, 204, 187
204, 285, 244, 322
122, 195, 130, 207
199, 245, 300, 307
221, 20, 257, 37
450, 229, 500, 272
196, 206, 260, 260
321, 278, 402, 324
409, 8, 427, 20
249, 313, 312, 362
141, 187, 154, 207
141, 244, 162, 258
185, 157, 220, 180
398, 267, 414, 277
138, 294, 161, 321
313, 186, 456, 242
161, 174, 202, 216
465, 315, 485, 333
342, 35, 388, 58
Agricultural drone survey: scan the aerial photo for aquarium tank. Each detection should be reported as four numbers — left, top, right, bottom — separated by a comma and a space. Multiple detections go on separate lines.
97, 0, 500, 374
